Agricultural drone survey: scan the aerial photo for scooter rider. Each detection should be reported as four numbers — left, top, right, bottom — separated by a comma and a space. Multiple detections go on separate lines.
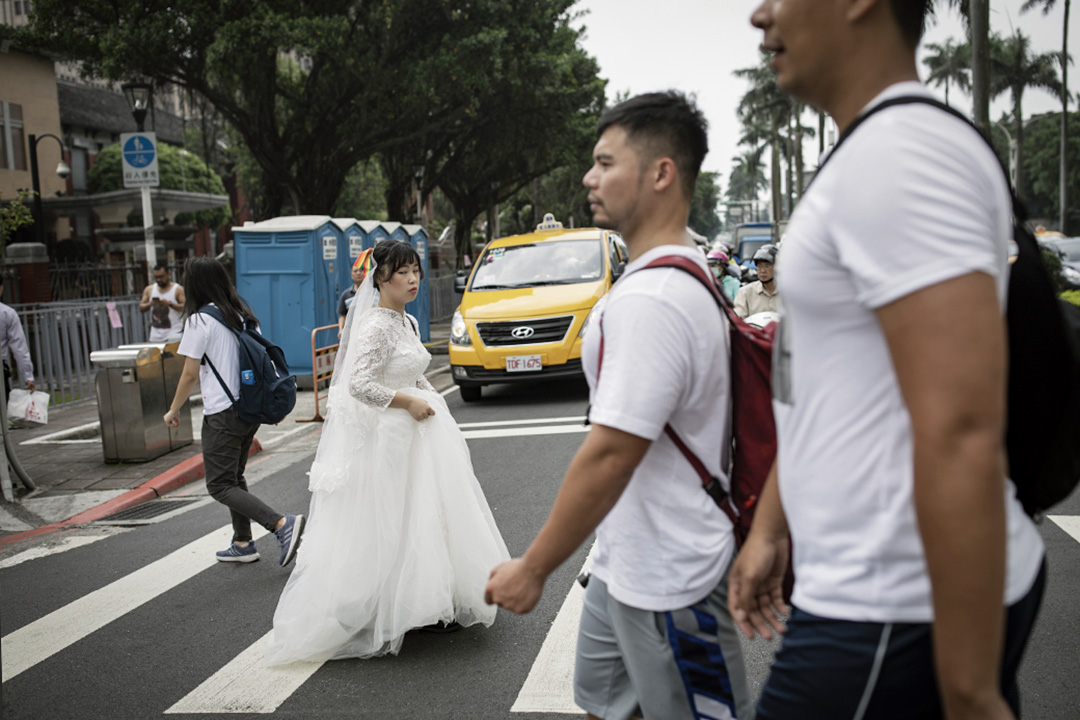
734, 243, 780, 318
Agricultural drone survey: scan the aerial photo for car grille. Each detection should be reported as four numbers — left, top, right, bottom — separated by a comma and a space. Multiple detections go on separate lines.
476, 315, 575, 346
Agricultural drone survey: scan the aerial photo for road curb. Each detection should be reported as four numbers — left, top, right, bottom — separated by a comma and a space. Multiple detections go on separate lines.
0, 439, 263, 549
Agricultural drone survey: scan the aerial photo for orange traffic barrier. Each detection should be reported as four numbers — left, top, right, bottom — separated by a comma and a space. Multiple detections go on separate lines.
296, 324, 340, 423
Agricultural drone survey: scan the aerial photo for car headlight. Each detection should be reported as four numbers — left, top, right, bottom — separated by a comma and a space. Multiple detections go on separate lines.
450, 309, 471, 346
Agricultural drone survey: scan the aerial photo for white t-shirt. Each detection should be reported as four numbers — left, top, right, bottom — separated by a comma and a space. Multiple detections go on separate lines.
148, 283, 183, 342
582, 244, 734, 612
176, 304, 244, 416
774, 82, 1044, 623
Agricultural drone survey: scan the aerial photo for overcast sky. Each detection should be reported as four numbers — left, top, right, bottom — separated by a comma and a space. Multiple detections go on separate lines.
572, 0, 1076, 189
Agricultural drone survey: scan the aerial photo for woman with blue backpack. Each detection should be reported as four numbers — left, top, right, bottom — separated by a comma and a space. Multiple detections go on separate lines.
163, 256, 305, 567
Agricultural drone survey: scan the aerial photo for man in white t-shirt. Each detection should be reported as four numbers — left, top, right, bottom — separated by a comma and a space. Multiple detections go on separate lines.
486, 92, 753, 720
730, 3, 1046, 720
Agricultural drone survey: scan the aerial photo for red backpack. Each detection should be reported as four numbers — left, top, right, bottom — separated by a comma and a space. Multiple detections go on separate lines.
597, 255, 778, 545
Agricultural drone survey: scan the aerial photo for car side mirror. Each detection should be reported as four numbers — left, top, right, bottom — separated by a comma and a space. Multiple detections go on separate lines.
612, 262, 626, 281
454, 274, 468, 294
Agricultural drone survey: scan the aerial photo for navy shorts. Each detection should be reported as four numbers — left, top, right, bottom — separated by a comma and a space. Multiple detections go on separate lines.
757, 560, 1046, 720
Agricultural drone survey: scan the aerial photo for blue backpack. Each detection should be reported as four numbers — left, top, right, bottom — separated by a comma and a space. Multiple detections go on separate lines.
198, 305, 297, 425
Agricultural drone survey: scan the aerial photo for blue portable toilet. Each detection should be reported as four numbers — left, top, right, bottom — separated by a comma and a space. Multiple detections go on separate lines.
358, 220, 390, 247
385, 221, 410, 243
403, 224, 431, 342
232, 215, 341, 382
332, 218, 365, 293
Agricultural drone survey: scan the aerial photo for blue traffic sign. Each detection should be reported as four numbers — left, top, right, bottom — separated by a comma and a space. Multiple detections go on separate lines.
122, 135, 156, 168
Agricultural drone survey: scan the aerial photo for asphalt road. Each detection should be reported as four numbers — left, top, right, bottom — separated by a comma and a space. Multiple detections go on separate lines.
1, 374, 1078, 719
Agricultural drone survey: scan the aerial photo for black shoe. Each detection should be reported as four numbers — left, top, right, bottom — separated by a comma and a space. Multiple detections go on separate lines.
418, 621, 462, 634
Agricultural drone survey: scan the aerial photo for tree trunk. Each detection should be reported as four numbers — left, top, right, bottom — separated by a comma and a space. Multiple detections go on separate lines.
770, 110, 782, 224
1014, 90, 1025, 204
384, 182, 409, 223
1061, 0, 1071, 231
971, 0, 991, 135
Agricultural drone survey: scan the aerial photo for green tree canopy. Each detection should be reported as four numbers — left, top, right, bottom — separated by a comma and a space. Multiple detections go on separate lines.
689, 171, 722, 241
88, 142, 230, 227
923, 37, 971, 106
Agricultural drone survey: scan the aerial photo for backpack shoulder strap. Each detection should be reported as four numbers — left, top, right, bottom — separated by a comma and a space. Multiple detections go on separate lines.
194, 304, 238, 405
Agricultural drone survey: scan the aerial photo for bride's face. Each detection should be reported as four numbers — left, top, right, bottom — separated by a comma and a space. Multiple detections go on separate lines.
379, 261, 421, 308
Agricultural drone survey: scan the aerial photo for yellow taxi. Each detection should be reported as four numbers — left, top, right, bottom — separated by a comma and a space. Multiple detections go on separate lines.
449, 214, 628, 401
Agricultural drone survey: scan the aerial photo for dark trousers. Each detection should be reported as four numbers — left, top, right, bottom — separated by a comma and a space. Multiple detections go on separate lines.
202, 408, 282, 543
757, 560, 1047, 720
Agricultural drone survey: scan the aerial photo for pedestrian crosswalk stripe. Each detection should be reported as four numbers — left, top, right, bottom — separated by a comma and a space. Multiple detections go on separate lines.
0, 523, 268, 683
462, 425, 590, 440
164, 630, 321, 714
458, 416, 587, 429
1049, 515, 1080, 544
511, 552, 593, 715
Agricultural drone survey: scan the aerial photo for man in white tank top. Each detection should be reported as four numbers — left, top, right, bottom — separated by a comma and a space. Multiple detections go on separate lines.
140, 263, 185, 342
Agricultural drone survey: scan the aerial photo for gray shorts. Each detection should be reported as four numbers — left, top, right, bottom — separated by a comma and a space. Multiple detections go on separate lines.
574, 568, 754, 720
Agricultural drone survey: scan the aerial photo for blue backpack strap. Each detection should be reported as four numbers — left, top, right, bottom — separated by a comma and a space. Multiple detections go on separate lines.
196, 305, 238, 405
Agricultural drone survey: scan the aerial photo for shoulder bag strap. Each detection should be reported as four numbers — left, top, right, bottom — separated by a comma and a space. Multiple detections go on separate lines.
196, 305, 238, 405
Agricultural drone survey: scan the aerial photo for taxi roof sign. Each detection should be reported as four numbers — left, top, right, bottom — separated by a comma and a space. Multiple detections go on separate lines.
536, 213, 563, 231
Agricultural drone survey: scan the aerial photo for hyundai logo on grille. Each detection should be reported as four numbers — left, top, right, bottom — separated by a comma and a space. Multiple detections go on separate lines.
511, 326, 535, 339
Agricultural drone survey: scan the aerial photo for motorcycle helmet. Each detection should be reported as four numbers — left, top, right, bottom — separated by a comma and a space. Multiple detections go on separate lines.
706, 249, 729, 265
752, 243, 779, 265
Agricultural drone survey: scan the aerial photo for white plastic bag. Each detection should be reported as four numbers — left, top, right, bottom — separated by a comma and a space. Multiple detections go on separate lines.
7, 388, 49, 426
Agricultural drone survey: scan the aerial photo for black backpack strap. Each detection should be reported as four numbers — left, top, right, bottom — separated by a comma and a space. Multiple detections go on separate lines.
195, 305, 238, 405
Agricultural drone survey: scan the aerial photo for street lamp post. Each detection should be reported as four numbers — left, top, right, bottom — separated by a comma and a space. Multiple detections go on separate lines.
27, 133, 71, 250
120, 82, 158, 268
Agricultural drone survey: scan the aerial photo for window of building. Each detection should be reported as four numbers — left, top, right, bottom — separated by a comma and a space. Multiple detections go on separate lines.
0, 102, 27, 171
14, 1, 22, 16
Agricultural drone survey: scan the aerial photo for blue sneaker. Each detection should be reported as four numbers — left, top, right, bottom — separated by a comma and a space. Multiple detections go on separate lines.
216, 542, 260, 563
275, 514, 305, 567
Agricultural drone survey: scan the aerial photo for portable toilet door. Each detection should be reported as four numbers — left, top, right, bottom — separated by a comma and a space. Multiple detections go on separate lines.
333, 218, 363, 298
232, 215, 339, 381
385, 222, 409, 243
403, 224, 431, 342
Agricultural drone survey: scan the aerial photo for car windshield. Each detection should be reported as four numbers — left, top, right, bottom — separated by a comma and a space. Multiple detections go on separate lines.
737, 238, 771, 263
1054, 239, 1080, 262
470, 240, 604, 290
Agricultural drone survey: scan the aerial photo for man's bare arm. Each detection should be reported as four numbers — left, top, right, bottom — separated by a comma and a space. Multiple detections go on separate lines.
877, 272, 1009, 719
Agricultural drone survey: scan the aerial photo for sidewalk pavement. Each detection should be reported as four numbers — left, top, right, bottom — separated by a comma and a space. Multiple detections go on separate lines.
0, 319, 453, 550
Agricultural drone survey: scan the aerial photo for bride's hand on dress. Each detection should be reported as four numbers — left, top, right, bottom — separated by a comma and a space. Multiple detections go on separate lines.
485, 559, 544, 614
406, 397, 436, 421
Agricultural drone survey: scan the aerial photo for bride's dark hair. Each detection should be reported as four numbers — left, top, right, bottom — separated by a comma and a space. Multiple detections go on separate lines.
372, 240, 424, 289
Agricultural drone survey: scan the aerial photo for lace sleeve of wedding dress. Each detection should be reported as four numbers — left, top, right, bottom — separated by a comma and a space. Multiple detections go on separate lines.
348, 314, 396, 409
416, 374, 437, 393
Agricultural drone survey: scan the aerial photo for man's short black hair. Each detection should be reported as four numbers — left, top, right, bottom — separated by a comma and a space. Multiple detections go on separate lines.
888, 0, 935, 48
153, 262, 168, 273
596, 91, 708, 200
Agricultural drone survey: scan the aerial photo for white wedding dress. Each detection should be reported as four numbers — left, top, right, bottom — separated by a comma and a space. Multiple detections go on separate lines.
264, 304, 509, 664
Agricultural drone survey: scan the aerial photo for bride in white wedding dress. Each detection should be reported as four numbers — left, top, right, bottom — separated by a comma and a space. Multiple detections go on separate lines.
264, 241, 509, 665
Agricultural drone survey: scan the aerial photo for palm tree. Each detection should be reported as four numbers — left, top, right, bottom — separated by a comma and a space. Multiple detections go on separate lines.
727, 148, 768, 222
923, 38, 971, 106
946, 0, 992, 134
1022, 0, 1071, 230
734, 51, 795, 222
990, 30, 1065, 201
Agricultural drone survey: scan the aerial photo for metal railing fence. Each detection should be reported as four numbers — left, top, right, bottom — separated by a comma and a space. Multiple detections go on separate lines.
428, 269, 459, 323
12, 297, 149, 408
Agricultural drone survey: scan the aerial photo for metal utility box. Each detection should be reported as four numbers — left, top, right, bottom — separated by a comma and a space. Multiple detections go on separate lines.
90, 346, 178, 462
118, 341, 194, 451
232, 215, 341, 379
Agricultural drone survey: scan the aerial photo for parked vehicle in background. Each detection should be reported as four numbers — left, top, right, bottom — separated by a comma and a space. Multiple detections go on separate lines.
1041, 236, 1080, 289
448, 214, 627, 401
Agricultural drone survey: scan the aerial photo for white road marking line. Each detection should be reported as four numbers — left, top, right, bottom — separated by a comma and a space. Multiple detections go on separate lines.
457, 416, 586, 429
20, 421, 101, 446
165, 630, 321, 715
462, 425, 590, 440
511, 552, 593, 715
1048, 515, 1080, 544
259, 424, 317, 448
440, 385, 460, 397
0, 530, 131, 569
0, 523, 269, 683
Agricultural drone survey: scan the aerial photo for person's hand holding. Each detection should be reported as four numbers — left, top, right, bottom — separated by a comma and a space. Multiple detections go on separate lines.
23, 380, 35, 393
407, 397, 435, 421
485, 558, 545, 614
163, 409, 180, 428
728, 530, 790, 640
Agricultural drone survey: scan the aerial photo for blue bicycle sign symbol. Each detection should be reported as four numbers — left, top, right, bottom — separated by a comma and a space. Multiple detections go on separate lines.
123, 136, 156, 168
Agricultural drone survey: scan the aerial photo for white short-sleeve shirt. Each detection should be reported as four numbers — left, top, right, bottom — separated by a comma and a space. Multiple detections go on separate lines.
176, 304, 243, 416
582, 244, 734, 612
774, 82, 1044, 623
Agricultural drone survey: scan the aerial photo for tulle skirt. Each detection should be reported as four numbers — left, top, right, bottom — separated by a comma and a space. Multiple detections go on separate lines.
263, 387, 510, 665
